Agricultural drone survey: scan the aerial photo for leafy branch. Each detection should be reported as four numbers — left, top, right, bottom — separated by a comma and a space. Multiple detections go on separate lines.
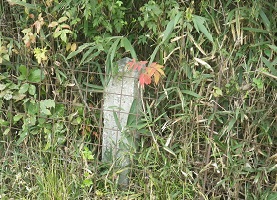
127, 59, 165, 88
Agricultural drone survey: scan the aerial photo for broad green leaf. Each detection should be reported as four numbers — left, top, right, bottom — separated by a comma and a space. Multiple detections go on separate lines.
25, 115, 36, 126
41, 99, 55, 108
48, 21, 59, 28
4, 93, 12, 100
0, 118, 9, 125
28, 69, 45, 83
27, 101, 39, 115
18, 65, 28, 80
13, 114, 24, 122
19, 83, 29, 94
149, 44, 161, 66
12, 93, 26, 101
130, 122, 148, 130
16, 131, 28, 145
3, 128, 10, 135
0, 84, 6, 91
53, 29, 61, 38
58, 16, 68, 23
41, 108, 51, 115
149, 13, 181, 65
40, 99, 55, 115
60, 31, 67, 43
28, 84, 36, 95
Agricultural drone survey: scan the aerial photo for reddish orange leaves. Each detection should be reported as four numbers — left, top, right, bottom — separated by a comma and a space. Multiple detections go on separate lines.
139, 73, 151, 86
127, 59, 165, 88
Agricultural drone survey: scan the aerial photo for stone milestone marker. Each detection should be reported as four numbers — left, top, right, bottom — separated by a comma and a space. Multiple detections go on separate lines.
102, 57, 140, 186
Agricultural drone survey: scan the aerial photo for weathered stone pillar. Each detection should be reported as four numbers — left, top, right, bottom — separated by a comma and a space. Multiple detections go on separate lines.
102, 57, 140, 187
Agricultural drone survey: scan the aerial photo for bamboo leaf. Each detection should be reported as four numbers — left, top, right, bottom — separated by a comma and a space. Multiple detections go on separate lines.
121, 37, 137, 60
181, 90, 202, 98
192, 15, 213, 42
162, 12, 181, 42
67, 43, 94, 60
113, 110, 122, 131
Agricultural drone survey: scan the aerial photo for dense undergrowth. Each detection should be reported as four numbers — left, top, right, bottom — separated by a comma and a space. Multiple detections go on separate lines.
0, 0, 276, 199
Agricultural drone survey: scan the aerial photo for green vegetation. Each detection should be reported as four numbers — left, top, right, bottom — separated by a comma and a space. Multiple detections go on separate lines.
0, 0, 276, 199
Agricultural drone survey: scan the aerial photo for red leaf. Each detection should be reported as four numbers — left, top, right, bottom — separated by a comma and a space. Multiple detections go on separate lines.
127, 59, 147, 71
139, 73, 151, 88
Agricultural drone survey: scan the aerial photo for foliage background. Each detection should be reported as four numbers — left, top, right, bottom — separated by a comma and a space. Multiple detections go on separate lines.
0, 0, 276, 199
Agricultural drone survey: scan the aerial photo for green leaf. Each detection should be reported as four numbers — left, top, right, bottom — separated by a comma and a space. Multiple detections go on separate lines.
27, 101, 39, 115
127, 99, 139, 126
227, 118, 236, 132
60, 32, 67, 43
41, 108, 51, 115
262, 57, 277, 76
110, 38, 121, 65
192, 15, 213, 42
16, 131, 28, 145
28, 69, 45, 83
181, 90, 202, 98
4, 93, 12, 100
9, 0, 39, 9
19, 83, 29, 94
163, 146, 177, 157
79, 46, 97, 65
106, 38, 121, 76
82, 179, 93, 188
66, 43, 94, 60
53, 31, 62, 38
58, 16, 68, 23
213, 86, 223, 97
25, 115, 36, 126
242, 27, 269, 33
40, 99, 55, 115
3, 128, 10, 135
28, 84, 36, 95
0, 118, 9, 126
13, 114, 24, 122
162, 12, 181, 43
113, 110, 122, 131
121, 37, 137, 60
267, 44, 277, 52
0, 84, 6, 91
18, 65, 28, 80
253, 78, 264, 90
259, 10, 270, 30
